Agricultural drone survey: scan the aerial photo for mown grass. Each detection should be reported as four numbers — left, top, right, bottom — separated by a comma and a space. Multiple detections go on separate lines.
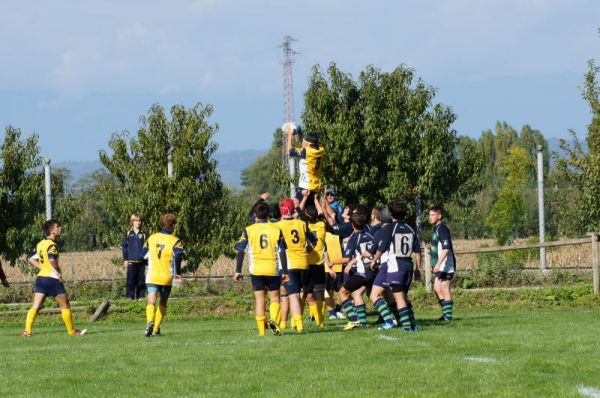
1, 307, 599, 397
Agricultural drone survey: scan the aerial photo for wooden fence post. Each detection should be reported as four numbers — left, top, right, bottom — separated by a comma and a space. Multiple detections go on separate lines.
424, 247, 432, 294
591, 233, 600, 296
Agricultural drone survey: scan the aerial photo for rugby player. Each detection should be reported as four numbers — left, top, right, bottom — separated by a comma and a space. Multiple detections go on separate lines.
429, 206, 456, 321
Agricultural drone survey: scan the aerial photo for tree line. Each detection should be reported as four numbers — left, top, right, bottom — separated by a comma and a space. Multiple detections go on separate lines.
1, 36, 599, 270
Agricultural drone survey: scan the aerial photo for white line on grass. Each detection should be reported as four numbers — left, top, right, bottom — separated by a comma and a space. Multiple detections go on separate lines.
463, 356, 498, 363
377, 335, 399, 341
577, 385, 600, 398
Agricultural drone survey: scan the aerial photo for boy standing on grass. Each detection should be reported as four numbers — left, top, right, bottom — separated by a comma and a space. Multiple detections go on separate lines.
122, 214, 148, 300
429, 206, 456, 321
235, 203, 289, 336
143, 213, 184, 337
367, 201, 421, 331
330, 212, 375, 330
23, 219, 86, 337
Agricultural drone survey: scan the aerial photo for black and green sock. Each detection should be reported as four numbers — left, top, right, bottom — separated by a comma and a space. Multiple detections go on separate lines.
442, 300, 453, 320
407, 301, 416, 328
374, 298, 395, 325
397, 307, 411, 331
356, 304, 368, 326
341, 299, 358, 322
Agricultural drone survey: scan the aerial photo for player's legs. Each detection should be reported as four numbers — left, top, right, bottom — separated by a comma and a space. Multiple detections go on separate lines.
308, 265, 326, 327
434, 273, 454, 320
254, 289, 267, 336
351, 286, 368, 326
153, 288, 171, 334
370, 284, 395, 328
24, 292, 46, 335
284, 270, 305, 332
279, 285, 289, 329
145, 285, 159, 335
391, 270, 416, 331
55, 293, 77, 335
337, 286, 358, 324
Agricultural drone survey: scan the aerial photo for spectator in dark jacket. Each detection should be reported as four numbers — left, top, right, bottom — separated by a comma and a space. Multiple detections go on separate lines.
122, 214, 148, 299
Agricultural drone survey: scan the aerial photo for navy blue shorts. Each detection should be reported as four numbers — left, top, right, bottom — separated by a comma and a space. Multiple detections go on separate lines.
284, 269, 309, 295
435, 271, 454, 281
343, 274, 369, 293
388, 270, 413, 293
326, 272, 343, 292
308, 264, 326, 286
146, 284, 172, 298
251, 275, 281, 292
35, 277, 67, 297
373, 263, 389, 288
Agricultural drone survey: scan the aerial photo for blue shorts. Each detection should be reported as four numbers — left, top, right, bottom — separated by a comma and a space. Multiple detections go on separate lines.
284, 269, 310, 295
373, 263, 389, 288
387, 270, 413, 293
146, 284, 172, 297
326, 272, 343, 292
35, 277, 67, 297
435, 271, 454, 281
251, 275, 281, 292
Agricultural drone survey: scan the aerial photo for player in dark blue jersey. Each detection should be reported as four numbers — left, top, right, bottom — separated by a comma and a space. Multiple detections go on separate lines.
330, 212, 375, 330
429, 206, 456, 321
368, 201, 421, 332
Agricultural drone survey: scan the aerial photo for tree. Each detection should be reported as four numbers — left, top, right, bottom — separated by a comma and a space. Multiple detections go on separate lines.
240, 129, 290, 199
99, 103, 242, 271
301, 63, 482, 211
485, 146, 532, 244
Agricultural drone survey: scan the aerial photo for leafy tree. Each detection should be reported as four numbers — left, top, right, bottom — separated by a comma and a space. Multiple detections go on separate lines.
301, 63, 482, 211
240, 129, 290, 199
486, 146, 532, 244
99, 103, 242, 271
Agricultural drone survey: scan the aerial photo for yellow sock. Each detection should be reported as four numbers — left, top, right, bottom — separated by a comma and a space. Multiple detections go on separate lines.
291, 316, 297, 329
61, 309, 75, 335
154, 305, 166, 332
315, 301, 325, 327
292, 314, 303, 332
25, 308, 38, 334
255, 316, 266, 336
280, 321, 287, 330
269, 302, 281, 324
309, 304, 318, 323
146, 304, 156, 324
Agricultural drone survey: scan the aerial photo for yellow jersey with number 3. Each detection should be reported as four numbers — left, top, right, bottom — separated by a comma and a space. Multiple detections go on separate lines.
275, 219, 311, 270
36, 239, 60, 279
145, 232, 183, 286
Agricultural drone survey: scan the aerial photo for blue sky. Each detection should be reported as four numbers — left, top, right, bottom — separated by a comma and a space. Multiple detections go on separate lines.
0, 0, 598, 162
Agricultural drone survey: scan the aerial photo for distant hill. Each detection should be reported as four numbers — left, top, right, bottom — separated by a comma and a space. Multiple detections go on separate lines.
54, 149, 265, 189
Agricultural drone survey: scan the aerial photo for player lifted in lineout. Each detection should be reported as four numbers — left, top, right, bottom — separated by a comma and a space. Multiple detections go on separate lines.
283, 123, 324, 201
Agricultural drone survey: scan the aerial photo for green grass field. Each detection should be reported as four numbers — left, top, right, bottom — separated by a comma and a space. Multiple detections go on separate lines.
1, 308, 600, 397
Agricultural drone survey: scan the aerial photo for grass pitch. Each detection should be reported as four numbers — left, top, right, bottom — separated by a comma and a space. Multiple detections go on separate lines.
1, 309, 599, 397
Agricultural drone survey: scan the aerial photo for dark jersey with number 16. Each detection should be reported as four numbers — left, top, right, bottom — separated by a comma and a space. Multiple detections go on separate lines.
373, 221, 421, 272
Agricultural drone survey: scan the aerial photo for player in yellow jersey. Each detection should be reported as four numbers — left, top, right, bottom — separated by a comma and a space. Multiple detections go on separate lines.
324, 231, 346, 320
284, 123, 324, 200
297, 192, 328, 327
23, 219, 86, 337
142, 213, 184, 337
275, 199, 316, 332
234, 203, 289, 336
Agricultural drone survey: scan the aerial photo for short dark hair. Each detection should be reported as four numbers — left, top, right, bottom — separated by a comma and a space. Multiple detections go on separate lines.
43, 219, 59, 236
389, 200, 407, 220
269, 203, 281, 220
371, 206, 382, 222
255, 203, 270, 220
429, 205, 443, 216
304, 132, 319, 147
350, 212, 367, 230
159, 213, 177, 230
305, 205, 318, 221
354, 205, 371, 223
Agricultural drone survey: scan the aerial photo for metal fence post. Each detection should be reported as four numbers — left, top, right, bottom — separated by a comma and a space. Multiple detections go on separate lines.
424, 247, 432, 293
43, 157, 52, 220
537, 145, 546, 270
591, 232, 599, 296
